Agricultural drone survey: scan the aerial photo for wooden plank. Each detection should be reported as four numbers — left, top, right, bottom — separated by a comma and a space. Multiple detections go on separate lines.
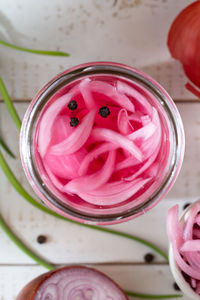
0, 102, 199, 266
0, 0, 196, 102
0, 265, 185, 300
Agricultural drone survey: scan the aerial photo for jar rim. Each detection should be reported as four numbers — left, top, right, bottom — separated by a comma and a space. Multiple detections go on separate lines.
20, 62, 185, 225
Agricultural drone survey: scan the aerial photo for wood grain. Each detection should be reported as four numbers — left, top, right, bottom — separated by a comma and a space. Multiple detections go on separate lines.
0, 0, 196, 102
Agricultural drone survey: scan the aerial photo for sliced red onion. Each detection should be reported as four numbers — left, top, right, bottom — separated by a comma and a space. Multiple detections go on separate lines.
89, 80, 135, 112
36, 76, 164, 208
117, 108, 134, 135
91, 127, 143, 161
64, 150, 116, 193
115, 155, 141, 171
38, 85, 79, 157
79, 78, 96, 110
77, 177, 151, 206
50, 110, 96, 155
44, 148, 87, 180
78, 142, 118, 176
16, 266, 128, 300
116, 80, 153, 115
167, 204, 200, 295
127, 121, 156, 142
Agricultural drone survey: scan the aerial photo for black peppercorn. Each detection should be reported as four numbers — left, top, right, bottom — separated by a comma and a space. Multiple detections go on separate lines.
68, 100, 78, 111
37, 235, 47, 244
70, 117, 79, 127
173, 282, 181, 291
98, 106, 110, 118
183, 203, 191, 210
144, 253, 154, 263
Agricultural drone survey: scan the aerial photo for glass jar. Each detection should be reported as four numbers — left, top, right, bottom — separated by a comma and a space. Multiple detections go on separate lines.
20, 62, 185, 225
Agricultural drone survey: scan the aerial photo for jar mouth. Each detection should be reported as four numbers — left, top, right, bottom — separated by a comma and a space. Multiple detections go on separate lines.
20, 62, 185, 225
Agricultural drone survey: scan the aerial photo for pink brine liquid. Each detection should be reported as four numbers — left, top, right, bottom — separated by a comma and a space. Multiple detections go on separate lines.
34, 75, 172, 215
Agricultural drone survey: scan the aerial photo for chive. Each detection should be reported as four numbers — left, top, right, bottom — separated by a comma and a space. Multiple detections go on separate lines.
125, 290, 182, 299
0, 77, 22, 130
0, 211, 54, 270
0, 149, 168, 261
0, 40, 69, 56
0, 138, 15, 158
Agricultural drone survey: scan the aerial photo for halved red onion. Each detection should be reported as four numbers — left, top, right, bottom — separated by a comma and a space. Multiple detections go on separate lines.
16, 266, 128, 300
167, 204, 200, 295
167, 1, 200, 97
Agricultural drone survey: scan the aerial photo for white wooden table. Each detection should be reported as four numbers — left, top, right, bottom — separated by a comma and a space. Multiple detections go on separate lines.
0, 1, 199, 299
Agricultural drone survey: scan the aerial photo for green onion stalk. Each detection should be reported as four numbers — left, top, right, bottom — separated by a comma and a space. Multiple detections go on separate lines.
0, 39, 69, 56
0, 138, 15, 158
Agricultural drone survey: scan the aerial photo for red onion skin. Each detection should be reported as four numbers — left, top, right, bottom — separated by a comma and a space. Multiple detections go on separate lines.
167, 1, 200, 90
16, 266, 129, 300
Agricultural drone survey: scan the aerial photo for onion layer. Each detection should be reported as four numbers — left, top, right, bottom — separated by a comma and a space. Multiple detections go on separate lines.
35, 77, 167, 207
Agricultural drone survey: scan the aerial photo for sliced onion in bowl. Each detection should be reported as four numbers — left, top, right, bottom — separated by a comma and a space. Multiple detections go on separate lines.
167, 202, 200, 297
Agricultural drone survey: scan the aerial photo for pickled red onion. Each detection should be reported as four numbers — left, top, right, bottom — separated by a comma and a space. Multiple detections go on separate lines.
78, 142, 118, 176
116, 80, 153, 115
78, 177, 151, 206
91, 127, 143, 161
38, 86, 79, 157
35, 76, 167, 208
167, 204, 200, 294
118, 108, 134, 135
89, 80, 135, 112
79, 78, 96, 110
50, 110, 96, 155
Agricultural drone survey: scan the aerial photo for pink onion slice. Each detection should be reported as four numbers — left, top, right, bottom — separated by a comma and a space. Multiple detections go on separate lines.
128, 111, 143, 123
140, 108, 162, 159
64, 150, 116, 193
38, 85, 79, 157
124, 147, 160, 181
127, 121, 156, 142
181, 240, 200, 252
79, 78, 96, 110
78, 142, 118, 176
16, 266, 128, 300
117, 108, 134, 135
44, 148, 87, 179
77, 177, 151, 206
183, 203, 200, 240
44, 163, 64, 192
116, 80, 153, 115
115, 155, 141, 171
89, 80, 135, 112
91, 128, 143, 161
50, 110, 96, 155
